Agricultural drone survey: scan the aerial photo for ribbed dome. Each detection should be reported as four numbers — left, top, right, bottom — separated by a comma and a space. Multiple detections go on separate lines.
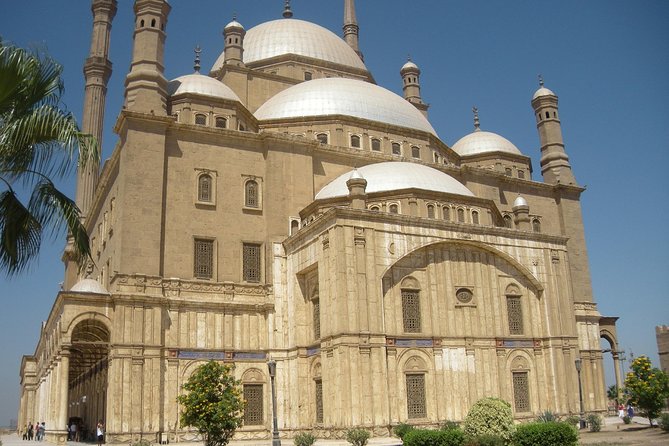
254, 78, 438, 135
212, 18, 367, 71
167, 73, 241, 102
315, 162, 474, 200
513, 195, 528, 208
532, 86, 556, 100
401, 60, 419, 72
70, 278, 110, 295
451, 130, 522, 156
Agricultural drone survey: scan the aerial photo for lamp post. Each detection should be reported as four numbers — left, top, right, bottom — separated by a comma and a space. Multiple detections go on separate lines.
575, 358, 586, 429
267, 359, 281, 446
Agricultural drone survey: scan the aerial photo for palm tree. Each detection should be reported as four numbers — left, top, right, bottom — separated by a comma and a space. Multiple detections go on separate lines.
0, 41, 98, 276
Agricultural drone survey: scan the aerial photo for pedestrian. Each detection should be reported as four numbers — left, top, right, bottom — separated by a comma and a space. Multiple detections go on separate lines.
618, 403, 625, 418
38, 422, 45, 441
33, 423, 39, 441
627, 403, 634, 418
96, 421, 104, 446
27, 422, 33, 440
70, 421, 77, 441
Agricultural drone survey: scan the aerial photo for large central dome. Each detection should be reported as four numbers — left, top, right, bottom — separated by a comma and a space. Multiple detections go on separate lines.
254, 78, 438, 135
212, 19, 367, 72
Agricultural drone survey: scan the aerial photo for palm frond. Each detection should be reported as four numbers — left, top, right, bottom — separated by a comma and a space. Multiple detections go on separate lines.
0, 189, 42, 275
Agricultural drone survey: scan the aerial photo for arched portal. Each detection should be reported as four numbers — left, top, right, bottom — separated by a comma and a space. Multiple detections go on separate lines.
599, 316, 623, 407
68, 319, 110, 441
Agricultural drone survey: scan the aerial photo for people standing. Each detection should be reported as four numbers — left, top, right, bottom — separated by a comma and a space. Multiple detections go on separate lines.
70, 421, 77, 441
27, 422, 33, 440
96, 421, 104, 446
38, 422, 45, 441
618, 403, 625, 418
33, 423, 39, 441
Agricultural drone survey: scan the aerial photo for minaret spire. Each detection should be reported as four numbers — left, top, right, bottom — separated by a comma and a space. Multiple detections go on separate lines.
343, 0, 363, 60
283, 0, 293, 18
472, 106, 480, 131
194, 45, 202, 73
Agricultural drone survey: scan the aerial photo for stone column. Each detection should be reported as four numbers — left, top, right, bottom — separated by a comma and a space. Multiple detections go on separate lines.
56, 349, 70, 444
612, 352, 623, 401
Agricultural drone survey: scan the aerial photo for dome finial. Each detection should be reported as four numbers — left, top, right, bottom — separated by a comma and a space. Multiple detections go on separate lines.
283, 0, 293, 18
472, 106, 480, 131
232, 12, 237, 21
538, 74, 544, 87
194, 45, 202, 73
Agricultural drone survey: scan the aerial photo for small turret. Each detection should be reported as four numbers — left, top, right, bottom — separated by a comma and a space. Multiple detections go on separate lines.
223, 16, 245, 67
531, 75, 577, 185
401, 57, 429, 117
512, 195, 530, 230
346, 169, 367, 210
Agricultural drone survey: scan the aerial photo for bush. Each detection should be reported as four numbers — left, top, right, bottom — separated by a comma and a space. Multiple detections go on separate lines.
622, 415, 631, 424
463, 434, 505, 446
440, 421, 460, 431
658, 413, 669, 432
294, 432, 317, 446
535, 410, 559, 423
393, 423, 415, 440
345, 428, 370, 446
563, 415, 579, 427
462, 397, 515, 442
511, 421, 578, 446
403, 429, 464, 446
586, 414, 602, 432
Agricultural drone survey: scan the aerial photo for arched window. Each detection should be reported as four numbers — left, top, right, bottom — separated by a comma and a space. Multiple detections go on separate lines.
506, 284, 523, 335
194, 113, 207, 126
245, 180, 259, 208
290, 219, 299, 236
238, 122, 246, 131
316, 133, 328, 144
404, 356, 427, 419
532, 218, 541, 233
457, 208, 465, 223
472, 210, 479, 225
392, 142, 401, 155
503, 214, 513, 228
442, 206, 450, 221
427, 204, 435, 218
215, 117, 227, 129
350, 134, 361, 148
242, 369, 265, 425
411, 146, 420, 158
198, 174, 212, 202
369, 205, 380, 212
371, 138, 381, 151
505, 167, 512, 177
389, 204, 399, 214
511, 356, 531, 413
304, 71, 313, 80
518, 170, 525, 179
401, 277, 421, 333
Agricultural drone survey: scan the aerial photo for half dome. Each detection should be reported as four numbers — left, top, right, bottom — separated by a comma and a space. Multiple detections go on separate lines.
451, 130, 522, 157
168, 73, 241, 102
70, 278, 110, 295
212, 18, 367, 72
254, 78, 438, 135
315, 162, 474, 200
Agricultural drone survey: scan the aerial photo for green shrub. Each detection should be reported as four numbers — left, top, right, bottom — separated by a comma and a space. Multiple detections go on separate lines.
294, 432, 317, 446
393, 423, 415, 440
462, 397, 515, 442
622, 415, 631, 424
403, 429, 464, 446
345, 428, 370, 446
511, 421, 578, 446
658, 413, 669, 432
535, 410, 559, 423
440, 421, 460, 431
463, 434, 505, 446
586, 414, 602, 432
563, 415, 579, 427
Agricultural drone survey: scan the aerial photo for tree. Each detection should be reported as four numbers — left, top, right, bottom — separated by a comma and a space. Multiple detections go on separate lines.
177, 361, 245, 446
607, 384, 621, 405
0, 41, 97, 276
462, 397, 515, 442
624, 355, 669, 426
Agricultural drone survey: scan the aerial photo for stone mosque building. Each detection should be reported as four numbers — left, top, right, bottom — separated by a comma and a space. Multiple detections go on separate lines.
19, 0, 623, 443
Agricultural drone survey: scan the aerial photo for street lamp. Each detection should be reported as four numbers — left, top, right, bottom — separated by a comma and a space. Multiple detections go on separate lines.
575, 358, 586, 429
267, 359, 281, 446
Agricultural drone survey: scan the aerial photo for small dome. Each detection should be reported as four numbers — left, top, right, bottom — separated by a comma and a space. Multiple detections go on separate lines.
349, 169, 364, 180
70, 278, 110, 295
225, 19, 244, 31
212, 19, 367, 72
254, 78, 437, 135
316, 162, 474, 200
168, 73, 241, 102
513, 195, 528, 208
401, 60, 419, 73
451, 130, 522, 157
532, 86, 556, 100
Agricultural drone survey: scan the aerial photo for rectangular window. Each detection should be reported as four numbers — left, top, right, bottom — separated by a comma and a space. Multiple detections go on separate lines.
402, 290, 421, 333
406, 374, 426, 419
512, 372, 530, 412
507, 296, 524, 335
313, 299, 321, 340
315, 379, 323, 423
243, 243, 261, 282
243, 384, 264, 425
194, 239, 214, 279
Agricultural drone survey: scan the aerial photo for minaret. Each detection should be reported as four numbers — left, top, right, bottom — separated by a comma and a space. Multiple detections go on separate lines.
223, 16, 245, 67
531, 76, 577, 185
400, 57, 429, 117
124, 0, 171, 115
343, 0, 363, 60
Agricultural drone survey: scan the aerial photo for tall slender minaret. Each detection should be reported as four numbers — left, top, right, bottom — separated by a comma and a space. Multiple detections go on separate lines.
531, 76, 577, 185
400, 57, 428, 117
343, 0, 363, 60
124, 0, 171, 114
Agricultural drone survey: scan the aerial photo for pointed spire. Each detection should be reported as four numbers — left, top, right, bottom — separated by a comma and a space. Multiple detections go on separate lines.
538, 74, 544, 87
343, 0, 362, 59
472, 106, 480, 131
283, 0, 293, 18
194, 45, 202, 73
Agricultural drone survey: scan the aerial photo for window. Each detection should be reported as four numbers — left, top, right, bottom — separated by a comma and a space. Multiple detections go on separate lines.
350, 134, 361, 148
427, 204, 435, 218
456, 288, 473, 304
315, 379, 324, 423
512, 372, 530, 412
290, 219, 299, 236
215, 117, 227, 128
389, 204, 399, 214
195, 113, 207, 126
532, 218, 541, 233
194, 239, 214, 279
371, 138, 381, 151
197, 174, 212, 202
442, 207, 450, 221
304, 71, 313, 80
392, 142, 401, 155
406, 374, 426, 419
316, 133, 328, 144
243, 243, 261, 282
505, 167, 512, 177
239, 122, 246, 131
545, 111, 550, 119
503, 214, 513, 228
433, 153, 439, 163
402, 290, 421, 333
313, 298, 321, 340
245, 180, 259, 208
369, 205, 380, 212
411, 146, 420, 158
243, 384, 264, 425
472, 210, 479, 225
518, 170, 525, 179
457, 208, 465, 223
507, 296, 523, 335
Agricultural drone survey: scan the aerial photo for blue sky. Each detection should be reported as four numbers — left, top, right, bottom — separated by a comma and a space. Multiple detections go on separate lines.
1, 0, 668, 426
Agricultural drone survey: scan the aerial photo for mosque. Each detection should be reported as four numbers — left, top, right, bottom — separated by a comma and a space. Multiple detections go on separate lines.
19, 0, 623, 443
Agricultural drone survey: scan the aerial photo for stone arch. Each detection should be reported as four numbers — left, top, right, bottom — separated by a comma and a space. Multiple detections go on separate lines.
63, 311, 112, 342
241, 367, 266, 383
599, 316, 623, 400
401, 276, 420, 290
397, 348, 432, 372
310, 357, 322, 379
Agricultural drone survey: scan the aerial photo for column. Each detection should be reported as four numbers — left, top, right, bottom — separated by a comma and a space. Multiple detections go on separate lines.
57, 349, 70, 443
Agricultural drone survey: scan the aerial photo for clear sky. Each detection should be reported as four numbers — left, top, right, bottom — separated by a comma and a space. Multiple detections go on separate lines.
1, 0, 668, 427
